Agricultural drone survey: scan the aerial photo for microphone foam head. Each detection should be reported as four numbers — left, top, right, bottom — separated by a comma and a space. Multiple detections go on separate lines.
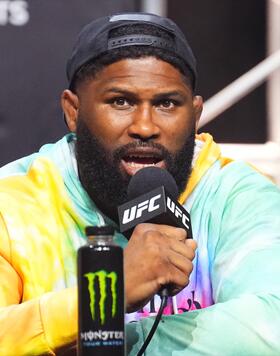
127, 167, 179, 200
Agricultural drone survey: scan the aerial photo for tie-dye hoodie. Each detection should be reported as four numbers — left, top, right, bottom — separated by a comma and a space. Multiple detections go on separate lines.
0, 133, 280, 355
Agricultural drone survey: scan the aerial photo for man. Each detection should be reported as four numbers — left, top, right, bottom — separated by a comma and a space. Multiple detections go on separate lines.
0, 12, 280, 356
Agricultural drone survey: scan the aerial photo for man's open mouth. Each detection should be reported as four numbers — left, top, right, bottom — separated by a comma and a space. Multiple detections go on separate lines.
120, 148, 165, 176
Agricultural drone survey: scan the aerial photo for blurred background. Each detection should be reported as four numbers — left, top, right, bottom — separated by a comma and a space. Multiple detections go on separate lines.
0, 0, 279, 181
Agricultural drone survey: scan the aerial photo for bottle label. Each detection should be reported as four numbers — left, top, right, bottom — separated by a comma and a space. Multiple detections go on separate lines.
78, 247, 124, 355
84, 270, 119, 326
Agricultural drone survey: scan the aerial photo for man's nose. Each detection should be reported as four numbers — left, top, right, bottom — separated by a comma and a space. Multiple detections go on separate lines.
127, 104, 160, 140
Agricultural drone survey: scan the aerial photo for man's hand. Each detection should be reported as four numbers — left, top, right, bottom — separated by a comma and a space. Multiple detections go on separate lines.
124, 223, 197, 313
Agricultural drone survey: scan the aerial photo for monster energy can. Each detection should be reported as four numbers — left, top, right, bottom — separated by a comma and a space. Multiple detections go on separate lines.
78, 225, 125, 355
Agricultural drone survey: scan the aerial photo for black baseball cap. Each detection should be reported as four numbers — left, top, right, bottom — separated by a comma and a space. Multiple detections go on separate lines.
66, 12, 197, 89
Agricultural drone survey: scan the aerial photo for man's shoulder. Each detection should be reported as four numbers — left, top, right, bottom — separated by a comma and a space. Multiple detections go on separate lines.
0, 136, 72, 210
217, 159, 279, 193
0, 135, 71, 180
188, 157, 280, 214
0, 152, 38, 180
0, 156, 65, 208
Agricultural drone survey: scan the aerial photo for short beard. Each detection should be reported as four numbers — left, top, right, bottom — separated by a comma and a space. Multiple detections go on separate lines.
75, 120, 196, 220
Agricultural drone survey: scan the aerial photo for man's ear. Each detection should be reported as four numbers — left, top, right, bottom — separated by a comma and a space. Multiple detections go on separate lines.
61, 89, 79, 132
192, 95, 203, 132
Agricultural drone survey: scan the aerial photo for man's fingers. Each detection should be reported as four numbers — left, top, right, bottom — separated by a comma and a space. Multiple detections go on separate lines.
156, 256, 193, 293
135, 223, 187, 241
165, 236, 196, 260
185, 238, 197, 250
167, 251, 194, 276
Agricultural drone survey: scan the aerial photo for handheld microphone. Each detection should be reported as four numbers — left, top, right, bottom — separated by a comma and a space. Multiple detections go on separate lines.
118, 166, 192, 239
118, 166, 192, 297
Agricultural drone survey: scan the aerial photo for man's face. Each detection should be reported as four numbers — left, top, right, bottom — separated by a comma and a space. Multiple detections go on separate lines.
62, 57, 203, 216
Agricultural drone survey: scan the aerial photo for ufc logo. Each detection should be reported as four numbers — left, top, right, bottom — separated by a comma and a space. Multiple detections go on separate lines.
122, 194, 161, 224
166, 197, 190, 229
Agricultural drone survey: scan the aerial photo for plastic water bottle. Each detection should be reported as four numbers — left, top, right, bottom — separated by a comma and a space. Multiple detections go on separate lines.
77, 225, 125, 355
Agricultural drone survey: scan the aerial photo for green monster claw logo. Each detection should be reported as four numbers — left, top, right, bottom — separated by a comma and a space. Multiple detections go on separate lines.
84, 270, 117, 325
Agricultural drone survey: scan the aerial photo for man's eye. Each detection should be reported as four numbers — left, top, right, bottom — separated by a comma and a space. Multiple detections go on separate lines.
158, 99, 176, 109
113, 97, 130, 107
